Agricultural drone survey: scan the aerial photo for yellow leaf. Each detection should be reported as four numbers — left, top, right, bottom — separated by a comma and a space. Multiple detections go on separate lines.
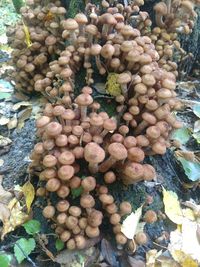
22, 181, 35, 213
146, 249, 162, 267
22, 21, 32, 48
121, 206, 143, 239
1, 198, 29, 240
162, 187, 184, 225
171, 250, 198, 267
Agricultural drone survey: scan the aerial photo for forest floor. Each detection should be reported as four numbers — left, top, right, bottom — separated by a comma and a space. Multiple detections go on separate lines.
1, 1, 200, 267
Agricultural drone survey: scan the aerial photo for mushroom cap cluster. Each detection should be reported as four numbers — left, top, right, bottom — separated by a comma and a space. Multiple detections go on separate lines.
8, 0, 188, 251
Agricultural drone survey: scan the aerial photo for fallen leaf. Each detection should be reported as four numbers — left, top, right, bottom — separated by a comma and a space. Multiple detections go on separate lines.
175, 150, 196, 162
17, 107, 32, 129
14, 238, 36, 264
0, 136, 12, 147
0, 203, 11, 223
169, 219, 200, 264
0, 92, 12, 100
127, 256, 145, 267
192, 104, 200, 118
0, 175, 13, 204
121, 206, 143, 239
7, 116, 17, 130
177, 157, 200, 181
163, 188, 184, 225
171, 127, 191, 145
146, 249, 162, 267
14, 92, 30, 101
0, 159, 4, 167
1, 198, 29, 239
170, 250, 198, 267
101, 239, 117, 266
55, 247, 95, 266
12, 101, 31, 111
192, 132, 200, 143
0, 117, 9, 126
21, 181, 35, 213
156, 254, 180, 267
194, 120, 200, 133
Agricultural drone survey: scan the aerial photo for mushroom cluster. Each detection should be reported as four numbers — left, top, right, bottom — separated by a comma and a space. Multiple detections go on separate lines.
8, 0, 194, 251
31, 88, 157, 249
6, 0, 67, 92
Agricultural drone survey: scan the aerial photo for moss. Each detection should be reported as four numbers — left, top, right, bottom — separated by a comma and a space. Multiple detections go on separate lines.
12, 0, 25, 13
67, 0, 85, 18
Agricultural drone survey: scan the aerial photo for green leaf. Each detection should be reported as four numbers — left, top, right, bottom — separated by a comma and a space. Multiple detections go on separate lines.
23, 220, 41, 235
0, 253, 12, 267
193, 132, 200, 143
71, 186, 83, 199
55, 239, 64, 251
192, 104, 200, 118
177, 157, 200, 181
0, 92, 11, 100
14, 238, 36, 264
171, 127, 191, 145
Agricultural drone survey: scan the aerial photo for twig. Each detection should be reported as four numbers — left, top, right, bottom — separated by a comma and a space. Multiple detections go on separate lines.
153, 242, 168, 249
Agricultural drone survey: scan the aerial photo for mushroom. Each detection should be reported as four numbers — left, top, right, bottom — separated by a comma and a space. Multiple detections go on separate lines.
75, 93, 93, 121
154, 2, 168, 28
117, 72, 131, 97
62, 18, 78, 44
84, 142, 105, 173
99, 142, 127, 172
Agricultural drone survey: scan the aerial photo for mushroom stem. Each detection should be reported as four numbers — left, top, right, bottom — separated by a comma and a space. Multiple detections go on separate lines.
88, 162, 99, 174
100, 129, 109, 138
133, 120, 148, 135
69, 32, 77, 44
155, 14, 166, 28
121, 84, 128, 98
99, 156, 117, 173
80, 106, 87, 121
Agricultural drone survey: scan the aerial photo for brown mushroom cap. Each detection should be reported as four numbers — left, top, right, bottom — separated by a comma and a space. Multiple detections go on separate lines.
45, 122, 62, 137
143, 164, 156, 180
58, 165, 75, 180
62, 18, 78, 30
75, 93, 93, 107
142, 112, 157, 125
103, 118, 117, 132
108, 142, 128, 160
74, 13, 88, 24
58, 151, 75, 165
128, 147, 145, 162
84, 142, 105, 164
122, 162, 144, 183
117, 72, 131, 85
36, 116, 51, 128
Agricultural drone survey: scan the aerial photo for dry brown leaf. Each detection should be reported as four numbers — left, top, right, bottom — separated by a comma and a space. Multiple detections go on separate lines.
1, 198, 29, 239
17, 107, 32, 129
0, 175, 13, 204
0, 203, 11, 223
0, 117, 9, 126
0, 135, 12, 147
7, 116, 18, 130
12, 101, 31, 111
127, 256, 145, 267
101, 239, 117, 266
14, 92, 30, 101
55, 247, 95, 266
146, 249, 162, 267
